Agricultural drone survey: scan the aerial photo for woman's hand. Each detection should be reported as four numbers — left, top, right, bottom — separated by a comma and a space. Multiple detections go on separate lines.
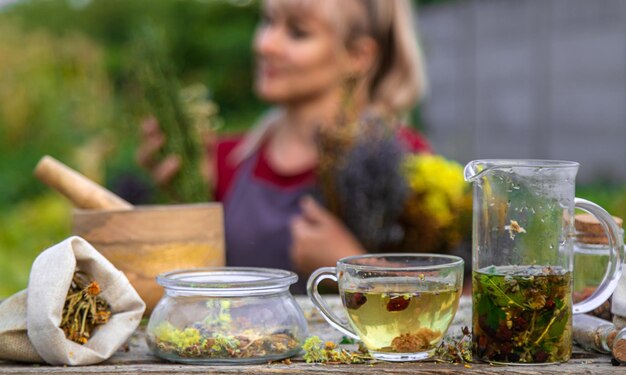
290, 196, 365, 276
136, 117, 216, 187
136, 117, 181, 186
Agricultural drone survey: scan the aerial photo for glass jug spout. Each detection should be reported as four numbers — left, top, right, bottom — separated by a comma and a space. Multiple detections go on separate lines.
463, 160, 492, 182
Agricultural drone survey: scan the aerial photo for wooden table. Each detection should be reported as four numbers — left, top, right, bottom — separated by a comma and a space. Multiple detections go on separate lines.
0, 296, 620, 374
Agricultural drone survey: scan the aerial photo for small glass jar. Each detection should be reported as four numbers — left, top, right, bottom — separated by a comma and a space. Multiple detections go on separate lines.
146, 267, 308, 364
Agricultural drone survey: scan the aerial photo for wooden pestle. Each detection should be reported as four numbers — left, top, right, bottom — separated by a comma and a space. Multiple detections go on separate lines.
34, 155, 133, 210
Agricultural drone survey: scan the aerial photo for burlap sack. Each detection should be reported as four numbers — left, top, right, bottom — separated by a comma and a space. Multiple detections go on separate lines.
0, 236, 145, 365
0, 291, 42, 362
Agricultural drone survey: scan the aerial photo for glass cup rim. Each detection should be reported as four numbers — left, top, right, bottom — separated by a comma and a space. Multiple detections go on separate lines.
337, 253, 464, 271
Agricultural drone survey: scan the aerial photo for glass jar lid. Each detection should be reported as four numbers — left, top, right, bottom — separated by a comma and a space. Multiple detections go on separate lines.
157, 267, 298, 296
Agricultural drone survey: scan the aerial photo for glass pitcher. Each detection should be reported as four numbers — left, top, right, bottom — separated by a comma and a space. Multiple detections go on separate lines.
464, 159, 624, 364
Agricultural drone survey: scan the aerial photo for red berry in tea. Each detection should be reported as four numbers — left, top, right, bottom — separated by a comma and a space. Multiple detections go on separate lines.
344, 292, 368, 310
386, 295, 410, 312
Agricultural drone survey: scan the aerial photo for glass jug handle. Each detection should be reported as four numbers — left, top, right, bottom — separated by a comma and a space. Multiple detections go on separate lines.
306, 267, 359, 339
573, 198, 624, 314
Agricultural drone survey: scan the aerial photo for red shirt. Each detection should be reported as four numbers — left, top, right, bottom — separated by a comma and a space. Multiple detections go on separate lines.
214, 127, 431, 201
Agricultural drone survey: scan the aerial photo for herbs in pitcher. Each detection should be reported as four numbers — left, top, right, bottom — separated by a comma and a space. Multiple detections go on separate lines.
60, 271, 111, 344
473, 265, 572, 363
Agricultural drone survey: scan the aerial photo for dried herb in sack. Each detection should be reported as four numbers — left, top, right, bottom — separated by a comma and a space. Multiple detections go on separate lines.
60, 271, 111, 345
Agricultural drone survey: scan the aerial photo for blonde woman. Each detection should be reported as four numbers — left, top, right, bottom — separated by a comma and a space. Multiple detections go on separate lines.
139, 0, 430, 291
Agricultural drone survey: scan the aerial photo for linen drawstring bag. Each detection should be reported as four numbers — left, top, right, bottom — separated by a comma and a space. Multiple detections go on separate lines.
0, 236, 145, 365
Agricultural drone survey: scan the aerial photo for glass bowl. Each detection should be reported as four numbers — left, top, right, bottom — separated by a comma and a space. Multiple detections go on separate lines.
146, 267, 308, 364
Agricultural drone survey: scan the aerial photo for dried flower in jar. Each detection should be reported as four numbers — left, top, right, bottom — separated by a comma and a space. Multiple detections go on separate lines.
151, 322, 300, 360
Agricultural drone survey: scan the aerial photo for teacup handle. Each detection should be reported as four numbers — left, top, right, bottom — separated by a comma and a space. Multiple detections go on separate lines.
306, 267, 359, 339
573, 198, 624, 314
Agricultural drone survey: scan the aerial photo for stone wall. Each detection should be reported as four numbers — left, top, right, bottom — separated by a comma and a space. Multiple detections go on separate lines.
419, 0, 626, 182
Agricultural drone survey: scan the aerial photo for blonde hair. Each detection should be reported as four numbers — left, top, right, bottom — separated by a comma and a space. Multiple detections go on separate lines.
342, 0, 427, 113
234, 0, 426, 162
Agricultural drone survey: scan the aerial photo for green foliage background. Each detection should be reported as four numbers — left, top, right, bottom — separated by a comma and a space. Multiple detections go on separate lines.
0, 0, 624, 298
0, 0, 264, 297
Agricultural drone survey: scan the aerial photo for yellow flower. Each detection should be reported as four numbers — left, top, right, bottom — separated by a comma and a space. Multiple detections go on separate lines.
153, 322, 202, 350
402, 154, 467, 228
86, 281, 101, 296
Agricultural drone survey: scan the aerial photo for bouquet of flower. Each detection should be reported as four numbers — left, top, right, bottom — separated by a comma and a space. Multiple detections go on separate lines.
316, 116, 471, 254
397, 153, 472, 254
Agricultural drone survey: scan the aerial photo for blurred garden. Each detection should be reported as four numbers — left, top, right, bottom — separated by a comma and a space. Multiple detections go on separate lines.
0, 0, 264, 296
1, 0, 625, 298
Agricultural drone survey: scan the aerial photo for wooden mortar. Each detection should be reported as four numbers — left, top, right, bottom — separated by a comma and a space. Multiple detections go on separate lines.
72, 203, 225, 314
34, 155, 225, 314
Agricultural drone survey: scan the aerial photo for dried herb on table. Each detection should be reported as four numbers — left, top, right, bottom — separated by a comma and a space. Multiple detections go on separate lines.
435, 326, 473, 364
60, 271, 111, 344
473, 265, 572, 364
302, 336, 372, 364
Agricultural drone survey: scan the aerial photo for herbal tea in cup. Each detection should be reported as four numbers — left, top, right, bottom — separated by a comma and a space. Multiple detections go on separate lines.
307, 254, 464, 361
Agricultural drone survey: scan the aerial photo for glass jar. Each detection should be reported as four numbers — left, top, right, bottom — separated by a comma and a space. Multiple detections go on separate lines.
573, 214, 624, 320
146, 267, 308, 364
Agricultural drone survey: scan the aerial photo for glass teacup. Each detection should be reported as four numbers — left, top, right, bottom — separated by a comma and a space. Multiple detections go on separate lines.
307, 253, 464, 361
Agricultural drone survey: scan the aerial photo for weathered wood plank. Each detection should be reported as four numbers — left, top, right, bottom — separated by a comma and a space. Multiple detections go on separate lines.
0, 356, 619, 375
0, 296, 620, 374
